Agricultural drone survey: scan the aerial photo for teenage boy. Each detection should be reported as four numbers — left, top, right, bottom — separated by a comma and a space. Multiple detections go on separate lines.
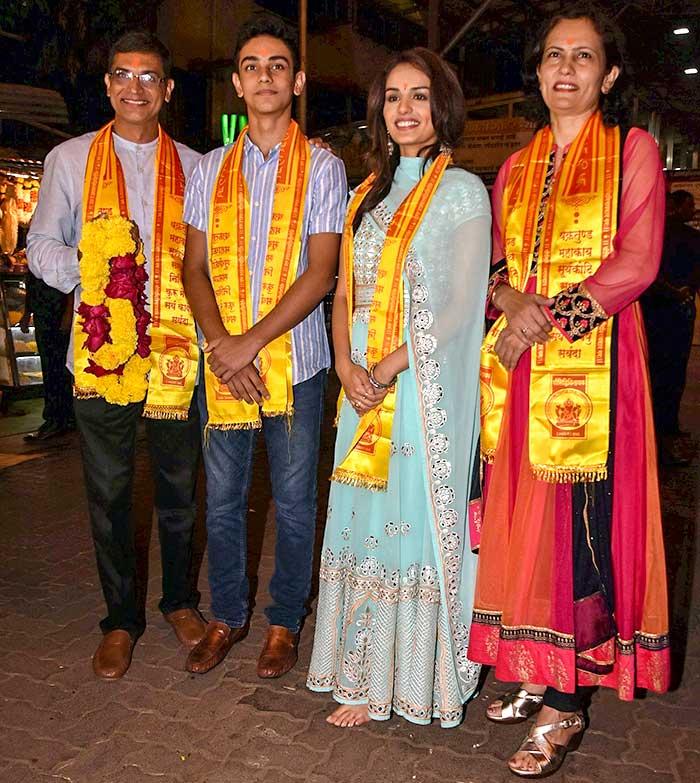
27, 32, 205, 679
182, 14, 346, 677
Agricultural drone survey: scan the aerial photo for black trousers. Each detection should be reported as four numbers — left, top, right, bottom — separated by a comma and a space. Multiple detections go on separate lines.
643, 297, 696, 436
34, 304, 73, 427
74, 393, 201, 637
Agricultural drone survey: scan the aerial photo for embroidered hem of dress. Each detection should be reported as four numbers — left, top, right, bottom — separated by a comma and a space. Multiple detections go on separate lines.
469, 617, 671, 699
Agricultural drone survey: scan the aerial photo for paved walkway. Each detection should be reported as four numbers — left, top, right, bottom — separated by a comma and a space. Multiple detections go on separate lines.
1, 356, 698, 783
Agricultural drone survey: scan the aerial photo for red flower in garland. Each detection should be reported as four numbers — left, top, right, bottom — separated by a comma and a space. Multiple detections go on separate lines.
105, 253, 142, 303
79, 247, 152, 374
85, 357, 125, 378
78, 302, 111, 353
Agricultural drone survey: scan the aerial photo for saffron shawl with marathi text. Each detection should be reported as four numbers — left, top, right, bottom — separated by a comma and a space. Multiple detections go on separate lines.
75, 122, 198, 418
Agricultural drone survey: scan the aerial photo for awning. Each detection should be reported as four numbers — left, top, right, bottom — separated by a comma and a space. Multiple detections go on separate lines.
0, 83, 70, 139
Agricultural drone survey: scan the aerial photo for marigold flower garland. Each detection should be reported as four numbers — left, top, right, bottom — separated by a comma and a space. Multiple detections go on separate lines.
77, 215, 152, 405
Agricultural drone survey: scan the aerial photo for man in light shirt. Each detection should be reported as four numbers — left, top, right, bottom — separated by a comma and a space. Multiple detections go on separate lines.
182, 14, 347, 677
27, 32, 206, 680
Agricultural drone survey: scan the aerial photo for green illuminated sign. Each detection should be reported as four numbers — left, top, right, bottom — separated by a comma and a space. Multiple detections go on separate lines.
221, 113, 248, 144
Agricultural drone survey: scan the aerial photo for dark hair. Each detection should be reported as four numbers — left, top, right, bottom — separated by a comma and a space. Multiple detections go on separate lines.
522, 3, 629, 127
233, 14, 300, 73
356, 47, 465, 229
109, 31, 171, 77
670, 189, 693, 208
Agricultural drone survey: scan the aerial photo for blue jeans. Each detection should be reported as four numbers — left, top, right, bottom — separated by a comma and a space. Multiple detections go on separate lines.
199, 370, 326, 632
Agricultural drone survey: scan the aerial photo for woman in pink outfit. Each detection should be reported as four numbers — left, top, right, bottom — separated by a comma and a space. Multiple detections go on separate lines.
469, 4, 670, 778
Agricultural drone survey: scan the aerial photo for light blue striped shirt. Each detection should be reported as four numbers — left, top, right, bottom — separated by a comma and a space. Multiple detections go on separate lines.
184, 134, 347, 384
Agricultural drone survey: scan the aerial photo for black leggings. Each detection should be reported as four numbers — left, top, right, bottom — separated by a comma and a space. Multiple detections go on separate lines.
543, 687, 583, 712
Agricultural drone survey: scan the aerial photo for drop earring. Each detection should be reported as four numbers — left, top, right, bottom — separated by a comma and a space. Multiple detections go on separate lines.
387, 131, 395, 156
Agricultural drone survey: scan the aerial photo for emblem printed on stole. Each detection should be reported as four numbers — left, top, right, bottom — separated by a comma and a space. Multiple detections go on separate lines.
158, 336, 193, 388
544, 374, 593, 439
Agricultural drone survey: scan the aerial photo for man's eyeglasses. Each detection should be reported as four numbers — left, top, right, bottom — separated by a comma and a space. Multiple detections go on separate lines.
108, 69, 167, 88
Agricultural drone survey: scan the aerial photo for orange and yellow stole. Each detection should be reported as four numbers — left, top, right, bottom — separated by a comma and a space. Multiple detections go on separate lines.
75, 121, 198, 418
331, 152, 451, 492
205, 120, 310, 430
481, 112, 620, 481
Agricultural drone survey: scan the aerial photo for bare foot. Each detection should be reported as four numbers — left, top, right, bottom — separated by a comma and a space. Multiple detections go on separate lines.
508, 706, 581, 774
326, 704, 370, 728
486, 681, 546, 720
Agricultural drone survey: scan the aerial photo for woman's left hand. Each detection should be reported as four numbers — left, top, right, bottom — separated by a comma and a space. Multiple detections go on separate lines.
353, 359, 395, 415
494, 325, 531, 370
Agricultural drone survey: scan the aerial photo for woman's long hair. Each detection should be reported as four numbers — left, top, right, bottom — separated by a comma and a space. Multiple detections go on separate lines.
522, 2, 631, 128
354, 48, 465, 231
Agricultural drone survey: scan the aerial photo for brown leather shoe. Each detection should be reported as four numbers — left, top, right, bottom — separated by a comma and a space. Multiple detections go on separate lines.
257, 625, 298, 679
186, 620, 247, 674
92, 630, 135, 680
164, 608, 207, 649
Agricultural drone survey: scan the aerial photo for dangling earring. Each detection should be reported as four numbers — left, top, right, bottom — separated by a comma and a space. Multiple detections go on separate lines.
439, 142, 452, 155
387, 131, 395, 156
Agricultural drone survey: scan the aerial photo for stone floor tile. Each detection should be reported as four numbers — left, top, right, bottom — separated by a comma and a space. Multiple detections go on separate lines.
585, 693, 645, 739
113, 710, 211, 751
240, 684, 329, 721
1, 357, 699, 782
411, 747, 509, 783
349, 738, 431, 783
0, 725, 79, 772
231, 731, 326, 777
0, 761, 74, 783
0, 651, 67, 680
673, 749, 700, 783
310, 731, 387, 780
53, 735, 155, 780
0, 699, 65, 737
2, 673, 72, 710
53, 702, 135, 748
100, 765, 185, 783
120, 742, 215, 780
622, 719, 683, 772
566, 754, 676, 783
252, 770, 307, 783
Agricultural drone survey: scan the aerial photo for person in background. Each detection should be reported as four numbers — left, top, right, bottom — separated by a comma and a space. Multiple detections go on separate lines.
307, 47, 489, 729
27, 31, 205, 680
182, 14, 347, 679
469, 5, 670, 777
642, 189, 700, 465
21, 274, 75, 440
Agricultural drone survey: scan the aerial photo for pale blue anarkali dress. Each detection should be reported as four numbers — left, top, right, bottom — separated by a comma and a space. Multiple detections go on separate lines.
307, 156, 491, 727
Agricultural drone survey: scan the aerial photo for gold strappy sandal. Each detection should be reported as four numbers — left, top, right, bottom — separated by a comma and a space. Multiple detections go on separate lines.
486, 688, 544, 724
508, 711, 585, 779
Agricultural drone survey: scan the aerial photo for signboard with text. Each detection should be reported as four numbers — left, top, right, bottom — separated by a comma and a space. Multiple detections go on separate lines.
454, 117, 535, 174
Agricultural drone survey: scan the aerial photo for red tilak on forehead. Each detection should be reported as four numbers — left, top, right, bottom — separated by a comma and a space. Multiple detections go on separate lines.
565, 37, 575, 45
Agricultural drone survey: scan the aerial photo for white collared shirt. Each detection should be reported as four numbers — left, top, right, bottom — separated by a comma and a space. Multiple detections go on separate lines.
27, 129, 201, 372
